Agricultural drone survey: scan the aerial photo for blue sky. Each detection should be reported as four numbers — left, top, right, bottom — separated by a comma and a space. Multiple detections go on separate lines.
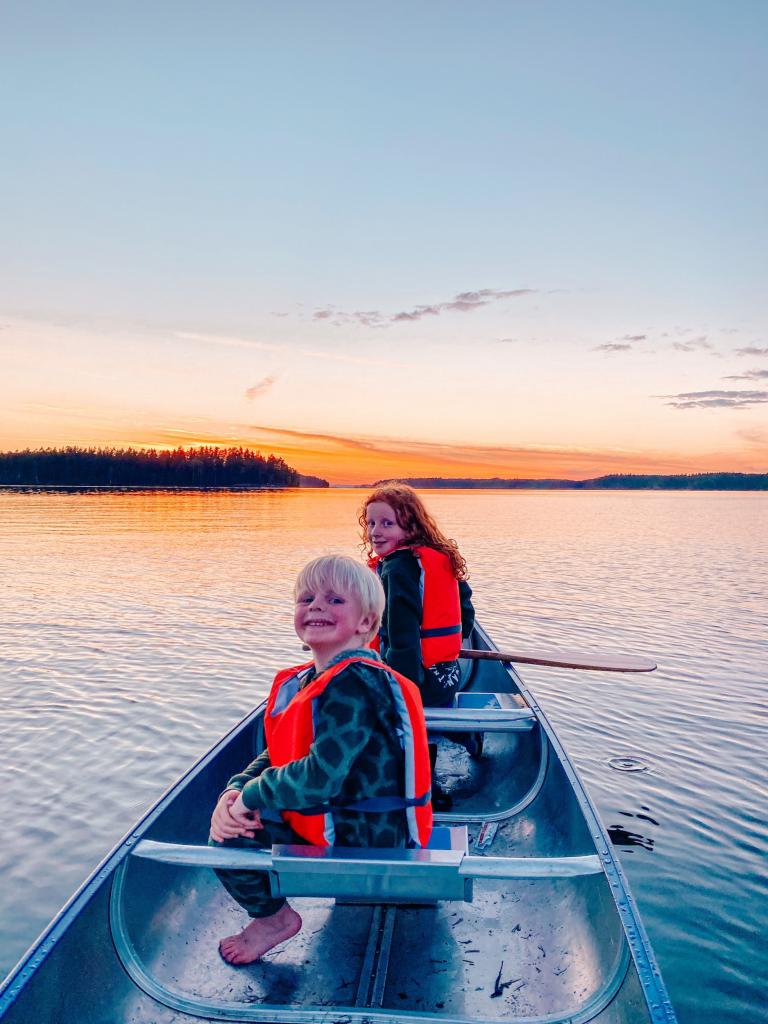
1, 2, 766, 482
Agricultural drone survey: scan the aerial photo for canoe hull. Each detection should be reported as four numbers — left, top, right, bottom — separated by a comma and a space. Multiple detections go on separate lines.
0, 628, 676, 1023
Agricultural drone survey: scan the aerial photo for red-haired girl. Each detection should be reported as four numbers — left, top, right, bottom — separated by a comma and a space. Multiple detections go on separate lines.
360, 483, 475, 710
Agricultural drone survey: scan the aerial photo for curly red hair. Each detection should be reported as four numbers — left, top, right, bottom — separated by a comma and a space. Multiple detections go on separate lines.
359, 483, 468, 580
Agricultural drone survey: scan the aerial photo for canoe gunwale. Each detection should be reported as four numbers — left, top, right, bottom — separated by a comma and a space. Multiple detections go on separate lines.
0, 702, 267, 1016
472, 625, 677, 1023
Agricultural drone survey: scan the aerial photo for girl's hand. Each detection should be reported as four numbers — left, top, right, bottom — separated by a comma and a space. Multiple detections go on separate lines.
230, 792, 262, 831
210, 790, 258, 842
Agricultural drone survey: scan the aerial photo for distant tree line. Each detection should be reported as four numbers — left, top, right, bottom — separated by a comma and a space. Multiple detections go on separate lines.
578, 473, 767, 490
376, 473, 768, 491
0, 446, 328, 488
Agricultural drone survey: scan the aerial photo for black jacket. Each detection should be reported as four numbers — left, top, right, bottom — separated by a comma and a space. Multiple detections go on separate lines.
375, 547, 475, 688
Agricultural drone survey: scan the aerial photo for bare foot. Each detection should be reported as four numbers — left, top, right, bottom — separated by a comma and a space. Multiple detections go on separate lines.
219, 904, 303, 965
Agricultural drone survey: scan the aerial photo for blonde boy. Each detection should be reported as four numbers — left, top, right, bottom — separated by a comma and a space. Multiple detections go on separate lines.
210, 555, 431, 964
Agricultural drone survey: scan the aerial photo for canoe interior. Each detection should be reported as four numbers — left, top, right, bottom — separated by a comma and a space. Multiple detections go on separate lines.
0, 644, 674, 1024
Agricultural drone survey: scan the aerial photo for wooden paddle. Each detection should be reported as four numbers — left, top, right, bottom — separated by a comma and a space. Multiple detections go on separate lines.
300, 643, 656, 672
461, 647, 656, 673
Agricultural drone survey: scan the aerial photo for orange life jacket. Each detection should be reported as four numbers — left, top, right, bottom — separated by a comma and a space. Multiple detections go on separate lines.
264, 655, 433, 847
370, 545, 462, 668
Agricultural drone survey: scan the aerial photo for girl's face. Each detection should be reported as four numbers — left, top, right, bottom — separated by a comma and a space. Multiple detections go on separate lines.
365, 501, 409, 556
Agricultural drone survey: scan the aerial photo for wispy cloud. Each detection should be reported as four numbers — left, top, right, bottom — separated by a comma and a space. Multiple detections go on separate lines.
671, 336, 712, 353
392, 288, 535, 322
239, 422, 711, 483
311, 307, 388, 328
736, 426, 768, 445
298, 347, 402, 368
176, 330, 281, 353
19, 402, 91, 415
723, 369, 768, 382
593, 332, 649, 353
734, 345, 768, 357
176, 329, 398, 368
661, 390, 768, 409
245, 376, 278, 401
245, 423, 383, 453
311, 288, 536, 328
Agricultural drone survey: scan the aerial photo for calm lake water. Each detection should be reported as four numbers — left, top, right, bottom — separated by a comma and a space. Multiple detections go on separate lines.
0, 488, 765, 1021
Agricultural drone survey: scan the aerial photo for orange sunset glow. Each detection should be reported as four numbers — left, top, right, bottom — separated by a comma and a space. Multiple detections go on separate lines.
4, 405, 762, 486
1, 2, 766, 486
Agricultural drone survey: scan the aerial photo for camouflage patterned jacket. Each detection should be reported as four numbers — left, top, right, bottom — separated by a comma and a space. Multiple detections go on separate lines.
225, 648, 409, 847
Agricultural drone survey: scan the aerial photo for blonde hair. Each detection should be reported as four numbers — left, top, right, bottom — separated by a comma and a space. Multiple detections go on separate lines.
294, 555, 385, 643
359, 483, 468, 580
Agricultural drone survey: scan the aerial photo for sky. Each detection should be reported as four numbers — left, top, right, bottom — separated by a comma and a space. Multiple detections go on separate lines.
1, 1, 767, 484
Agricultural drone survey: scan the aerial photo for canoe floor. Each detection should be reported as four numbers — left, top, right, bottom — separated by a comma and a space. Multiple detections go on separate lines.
114, 761, 635, 1024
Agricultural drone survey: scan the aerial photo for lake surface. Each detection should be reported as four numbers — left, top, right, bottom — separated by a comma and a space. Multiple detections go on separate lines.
0, 488, 765, 1021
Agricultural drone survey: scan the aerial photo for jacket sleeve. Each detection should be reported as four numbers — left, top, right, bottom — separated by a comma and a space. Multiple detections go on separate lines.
239, 666, 381, 812
459, 579, 475, 639
225, 749, 272, 792
379, 550, 424, 687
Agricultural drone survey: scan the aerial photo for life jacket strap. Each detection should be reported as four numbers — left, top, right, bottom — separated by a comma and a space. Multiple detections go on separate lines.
293, 791, 431, 815
419, 624, 462, 639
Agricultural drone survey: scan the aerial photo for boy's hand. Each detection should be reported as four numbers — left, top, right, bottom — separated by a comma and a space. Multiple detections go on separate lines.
230, 792, 262, 831
209, 790, 260, 842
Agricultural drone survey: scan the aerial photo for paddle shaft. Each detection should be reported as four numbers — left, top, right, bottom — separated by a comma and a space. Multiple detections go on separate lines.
461, 647, 656, 673
301, 643, 656, 672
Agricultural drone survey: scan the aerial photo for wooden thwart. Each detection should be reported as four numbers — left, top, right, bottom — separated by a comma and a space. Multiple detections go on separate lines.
461, 647, 656, 673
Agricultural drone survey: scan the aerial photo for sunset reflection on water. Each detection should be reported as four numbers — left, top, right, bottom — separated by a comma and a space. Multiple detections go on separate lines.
0, 487, 766, 1023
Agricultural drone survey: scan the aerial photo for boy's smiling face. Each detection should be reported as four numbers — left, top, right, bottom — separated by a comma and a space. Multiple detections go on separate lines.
294, 581, 375, 669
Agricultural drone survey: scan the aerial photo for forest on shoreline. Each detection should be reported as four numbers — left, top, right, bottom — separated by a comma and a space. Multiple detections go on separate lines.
0, 446, 328, 488
1, 449, 764, 491
373, 473, 768, 490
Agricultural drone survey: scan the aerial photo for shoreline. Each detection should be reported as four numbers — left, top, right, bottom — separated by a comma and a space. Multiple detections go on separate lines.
0, 484, 300, 493
3, 483, 768, 494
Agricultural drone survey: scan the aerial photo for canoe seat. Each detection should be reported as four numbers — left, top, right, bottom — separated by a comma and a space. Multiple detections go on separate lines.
424, 691, 535, 733
269, 829, 472, 902
130, 828, 601, 906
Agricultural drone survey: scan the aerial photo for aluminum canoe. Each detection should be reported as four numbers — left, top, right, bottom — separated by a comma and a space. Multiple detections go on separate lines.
0, 626, 677, 1023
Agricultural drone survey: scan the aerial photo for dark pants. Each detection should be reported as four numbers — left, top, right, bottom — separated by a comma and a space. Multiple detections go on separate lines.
209, 818, 304, 919
420, 660, 461, 709
423, 661, 480, 754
